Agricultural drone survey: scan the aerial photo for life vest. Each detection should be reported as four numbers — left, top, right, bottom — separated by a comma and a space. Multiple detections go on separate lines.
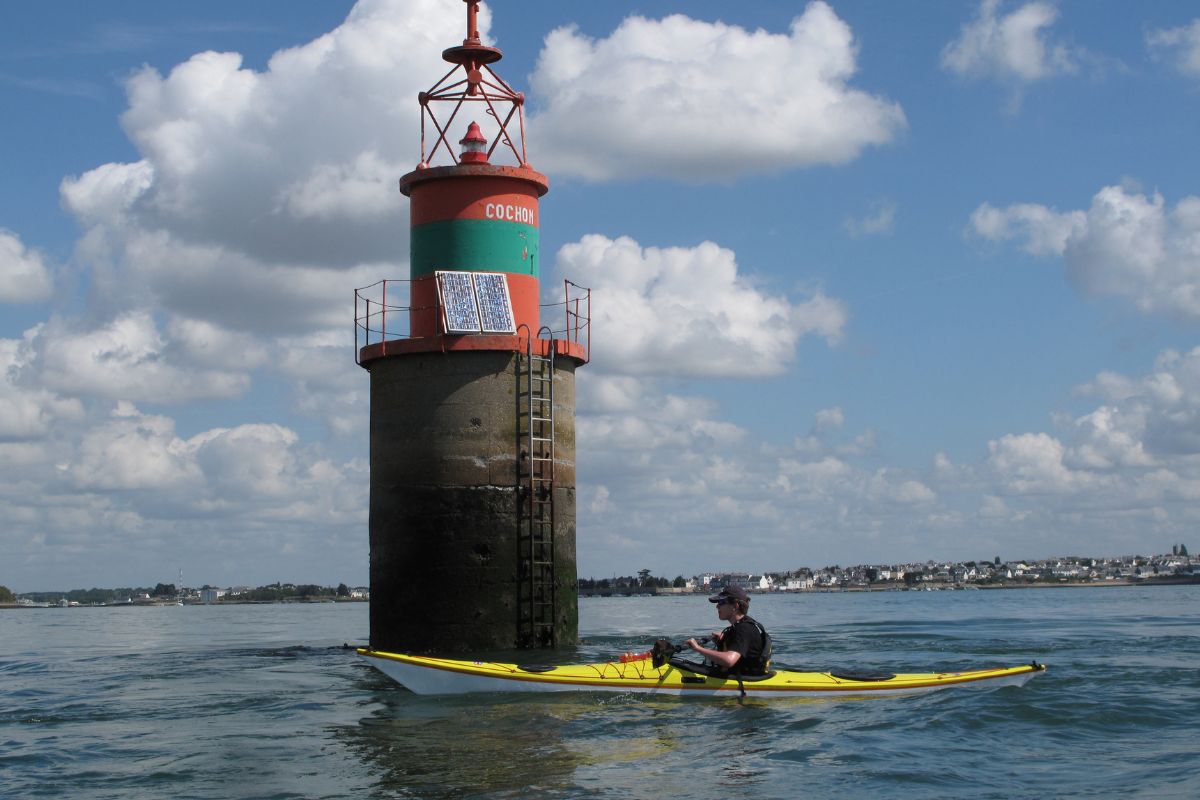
723, 616, 772, 676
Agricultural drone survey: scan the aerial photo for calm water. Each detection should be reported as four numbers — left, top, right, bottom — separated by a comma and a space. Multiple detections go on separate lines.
2, 587, 1198, 799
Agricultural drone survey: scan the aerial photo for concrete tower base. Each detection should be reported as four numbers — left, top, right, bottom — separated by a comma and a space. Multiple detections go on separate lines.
367, 349, 578, 653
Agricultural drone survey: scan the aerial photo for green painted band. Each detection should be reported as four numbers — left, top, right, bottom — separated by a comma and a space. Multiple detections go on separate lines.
410, 219, 539, 279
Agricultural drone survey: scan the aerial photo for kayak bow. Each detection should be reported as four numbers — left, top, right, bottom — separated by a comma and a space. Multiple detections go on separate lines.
358, 648, 1046, 698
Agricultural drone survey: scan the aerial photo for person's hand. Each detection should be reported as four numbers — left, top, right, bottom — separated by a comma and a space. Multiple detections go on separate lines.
685, 638, 701, 651
711, 630, 724, 643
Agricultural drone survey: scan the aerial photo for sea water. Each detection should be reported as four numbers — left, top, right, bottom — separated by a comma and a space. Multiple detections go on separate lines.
2, 587, 1198, 799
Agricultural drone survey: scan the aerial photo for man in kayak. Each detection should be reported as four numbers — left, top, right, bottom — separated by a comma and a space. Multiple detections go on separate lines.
684, 586, 771, 675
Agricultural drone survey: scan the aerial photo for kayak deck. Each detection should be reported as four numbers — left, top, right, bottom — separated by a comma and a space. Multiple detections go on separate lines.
358, 648, 1046, 698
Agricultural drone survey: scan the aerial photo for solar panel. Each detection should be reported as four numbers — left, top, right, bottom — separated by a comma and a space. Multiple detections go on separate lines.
435, 271, 516, 334
437, 271, 481, 334
474, 273, 516, 334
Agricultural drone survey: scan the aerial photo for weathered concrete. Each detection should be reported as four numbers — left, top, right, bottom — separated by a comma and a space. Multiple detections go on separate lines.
367, 350, 578, 653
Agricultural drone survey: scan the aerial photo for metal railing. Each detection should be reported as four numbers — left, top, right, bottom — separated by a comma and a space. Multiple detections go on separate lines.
354, 278, 591, 365
355, 279, 415, 365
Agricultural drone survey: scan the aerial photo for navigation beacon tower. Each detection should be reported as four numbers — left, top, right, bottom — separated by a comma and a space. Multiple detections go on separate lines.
355, 0, 590, 653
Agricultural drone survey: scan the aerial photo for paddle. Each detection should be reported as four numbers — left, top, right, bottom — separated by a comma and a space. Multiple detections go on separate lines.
618, 636, 711, 667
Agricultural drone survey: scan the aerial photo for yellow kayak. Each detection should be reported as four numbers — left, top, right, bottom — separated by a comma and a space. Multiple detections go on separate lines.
358, 648, 1046, 698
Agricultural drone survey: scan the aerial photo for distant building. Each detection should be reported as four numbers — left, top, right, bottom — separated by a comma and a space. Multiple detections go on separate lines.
200, 589, 226, 604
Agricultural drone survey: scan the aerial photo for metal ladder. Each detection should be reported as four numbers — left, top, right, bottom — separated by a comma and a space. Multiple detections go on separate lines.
517, 326, 556, 647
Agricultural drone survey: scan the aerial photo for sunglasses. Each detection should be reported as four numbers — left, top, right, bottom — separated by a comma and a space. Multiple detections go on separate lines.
716, 597, 736, 606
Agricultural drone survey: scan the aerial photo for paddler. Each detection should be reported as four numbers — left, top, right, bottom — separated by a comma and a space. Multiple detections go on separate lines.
685, 586, 771, 675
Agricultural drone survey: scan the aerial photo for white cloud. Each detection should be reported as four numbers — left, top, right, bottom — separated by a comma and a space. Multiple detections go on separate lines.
1147, 19, 1200, 77
942, 0, 1078, 82
813, 406, 845, 433
844, 200, 896, 237
554, 234, 845, 377
529, 2, 905, 181
72, 404, 204, 491
55, 0, 468, 346
979, 348, 1200, 514
3, 399, 370, 587
575, 344, 1200, 573
970, 184, 1200, 320
34, 312, 250, 404
166, 316, 269, 371
0, 230, 54, 303
576, 394, 940, 572
60, 161, 155, 226
969, 201, 1084, 256
979, 495, 1009, 519
988, 432, 1089, 494
0, 334, 84, 440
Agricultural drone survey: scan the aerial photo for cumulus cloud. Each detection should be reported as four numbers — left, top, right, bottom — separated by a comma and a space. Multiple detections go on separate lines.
574, 388, 938, 572
942, 0, 1078, 83
970, 184, 1200, 320
0, 334, 84, 441
982, 348, 1200, 507
529, 2, 905, 181
987, 432, 1086, 494
71, 403, 205, 491
31, 312, 250, 404
3, 401, 369, 587
95, 0, 460, 265
969, 201, 1084, 256
1147, 19, 1200, 77
554, 234, 845, 377
53, 0, 474, 357
0, 230, 54, 303
575, 342, 1200, 573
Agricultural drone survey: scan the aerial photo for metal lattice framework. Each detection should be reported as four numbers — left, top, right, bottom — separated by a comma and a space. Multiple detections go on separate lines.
417, 0, 528, 168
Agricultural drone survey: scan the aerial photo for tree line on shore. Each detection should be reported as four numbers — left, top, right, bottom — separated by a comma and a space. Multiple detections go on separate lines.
577, 569, 688, 590
7, 582, 360, 605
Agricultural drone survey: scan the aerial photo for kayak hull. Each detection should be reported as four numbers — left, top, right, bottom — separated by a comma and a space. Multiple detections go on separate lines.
358, 648, 1046, 698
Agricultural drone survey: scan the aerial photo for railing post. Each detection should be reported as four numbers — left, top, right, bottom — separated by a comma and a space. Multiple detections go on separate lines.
381, 280, 388, 356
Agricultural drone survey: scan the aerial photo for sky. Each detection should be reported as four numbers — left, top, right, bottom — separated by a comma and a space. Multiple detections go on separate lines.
2, 0, 1200, 591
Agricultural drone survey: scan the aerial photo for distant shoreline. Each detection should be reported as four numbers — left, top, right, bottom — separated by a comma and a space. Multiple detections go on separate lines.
578, 577, 1200, 597
0, 598, 369, 610
6, 577, 1197, 609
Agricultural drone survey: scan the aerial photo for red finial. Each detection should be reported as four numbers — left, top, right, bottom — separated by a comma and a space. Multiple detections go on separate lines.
459, 121, 489, 164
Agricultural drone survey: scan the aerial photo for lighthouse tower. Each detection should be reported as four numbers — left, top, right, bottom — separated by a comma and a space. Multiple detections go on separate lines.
355, 0, 590, 653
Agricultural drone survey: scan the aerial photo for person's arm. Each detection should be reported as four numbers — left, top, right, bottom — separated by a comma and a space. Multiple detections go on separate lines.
685, 638, 742, 670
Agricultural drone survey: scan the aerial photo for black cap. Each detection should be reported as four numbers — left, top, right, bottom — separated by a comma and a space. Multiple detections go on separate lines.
708, 586, 749, 603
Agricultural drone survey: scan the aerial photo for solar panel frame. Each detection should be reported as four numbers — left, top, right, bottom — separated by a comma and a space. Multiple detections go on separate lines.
473, 273, 517, 334
437, 271, 482, 334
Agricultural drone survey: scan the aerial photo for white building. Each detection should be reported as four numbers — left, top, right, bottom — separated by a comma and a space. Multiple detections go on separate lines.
200, 588, 226, 604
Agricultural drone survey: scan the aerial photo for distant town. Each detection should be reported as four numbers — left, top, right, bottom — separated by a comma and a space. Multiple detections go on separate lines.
578, 546, 1199, 595
2, 547, 1196, 607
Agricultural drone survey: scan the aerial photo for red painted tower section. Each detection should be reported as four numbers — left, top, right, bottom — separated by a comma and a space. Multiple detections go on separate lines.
357, 1, 589, 653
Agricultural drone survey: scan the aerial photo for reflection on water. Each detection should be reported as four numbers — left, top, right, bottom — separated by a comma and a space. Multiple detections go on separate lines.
345, 696, 585, 797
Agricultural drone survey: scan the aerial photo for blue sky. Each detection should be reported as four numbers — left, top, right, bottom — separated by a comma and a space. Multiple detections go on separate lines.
3, 0, 1199, 591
